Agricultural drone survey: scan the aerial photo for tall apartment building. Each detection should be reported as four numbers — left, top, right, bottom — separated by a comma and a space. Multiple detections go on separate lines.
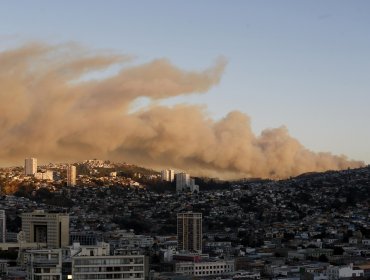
25, 157, 37, 175
177, 212, 202, 253
161, 169, 175, 182
175, 173, 199, 193
0, 210, 5, 243
176, 172, 190, 192
21, 210, 69, 248
67, 165, 76, 187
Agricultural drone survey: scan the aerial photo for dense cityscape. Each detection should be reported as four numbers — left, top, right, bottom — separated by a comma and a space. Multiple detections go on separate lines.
1, 1, 369, 280
0, 158, 370, 280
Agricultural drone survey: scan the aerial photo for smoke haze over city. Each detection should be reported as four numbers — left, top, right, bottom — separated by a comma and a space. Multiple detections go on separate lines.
0, 43, 364, 178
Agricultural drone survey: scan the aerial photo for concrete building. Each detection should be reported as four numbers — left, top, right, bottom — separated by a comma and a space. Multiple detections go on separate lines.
25, 158, 37, 176
176, 173, 190, 192
175, 173, 198, 193
67, 165, 76, 187
0, 210, 5, 243
177, 212, 202, 253
70, 243, 147, 280
21, 210, 69, 248
24, 249, 63, 280
161, 170, 175, 182
175, 259, 234, 277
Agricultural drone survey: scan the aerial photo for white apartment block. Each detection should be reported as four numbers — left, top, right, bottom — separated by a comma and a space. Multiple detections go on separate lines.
67, 165, 77, 187
161, 169, 175, 182
175, 259, 234, 277
25, 158, 38, 175
176, 173, 189, 192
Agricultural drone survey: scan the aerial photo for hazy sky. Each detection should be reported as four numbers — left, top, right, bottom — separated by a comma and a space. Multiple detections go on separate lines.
1, 0, 369, 165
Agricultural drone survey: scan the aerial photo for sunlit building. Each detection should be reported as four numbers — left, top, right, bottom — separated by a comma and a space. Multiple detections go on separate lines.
25, 157, 37, 175
161, 169, 175, 182
67, 165, 77, 187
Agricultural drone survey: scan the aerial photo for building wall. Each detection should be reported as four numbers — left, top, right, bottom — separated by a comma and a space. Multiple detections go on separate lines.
22, 210, 69, 248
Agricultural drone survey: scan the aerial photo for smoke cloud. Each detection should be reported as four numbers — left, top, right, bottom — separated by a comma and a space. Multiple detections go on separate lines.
0, 43, 364, 178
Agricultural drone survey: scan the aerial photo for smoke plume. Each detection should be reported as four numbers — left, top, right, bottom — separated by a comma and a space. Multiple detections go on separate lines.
0, 43, 363, 178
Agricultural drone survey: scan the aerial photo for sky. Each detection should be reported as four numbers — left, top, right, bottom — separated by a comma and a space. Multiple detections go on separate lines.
0, 0, 369, 171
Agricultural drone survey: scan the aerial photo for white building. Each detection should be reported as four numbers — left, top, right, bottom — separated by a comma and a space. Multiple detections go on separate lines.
0, 210, 5, 243
161, 169, 175, 182
175, 259, 234, 276
25, 158, 37, 176
327, 263, 364, 280
67, 165, 77, 187
176, 173, 190, 192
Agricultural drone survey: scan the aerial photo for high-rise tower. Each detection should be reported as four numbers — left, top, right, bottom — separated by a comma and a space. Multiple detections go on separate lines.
25, 158, 37, 175
0, 210, 6, 243
177, 212, 202, 253
176, 172, 190, 192
67, 165, 77, 186
161, 169, 175, 182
